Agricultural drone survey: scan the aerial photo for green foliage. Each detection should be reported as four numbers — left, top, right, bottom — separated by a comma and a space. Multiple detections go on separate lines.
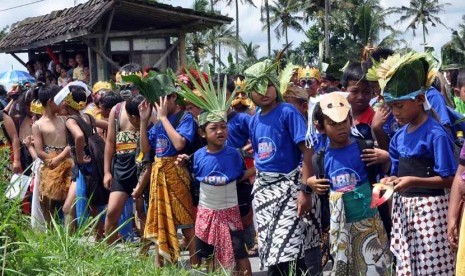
264, 0, 304, 45
0, 25, 9, 41
121, 71, 178, 103
386, 0, 451, 45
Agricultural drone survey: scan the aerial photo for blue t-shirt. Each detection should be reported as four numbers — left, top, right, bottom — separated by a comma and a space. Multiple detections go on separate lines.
426, 87, 451, 127
193, 146, 244, 186
389, 116, 457, 177
382, 114, 400, 140
250, 103, 307, 173
148, 112, 196, 157
325, 141, 368, 192
227, 111, 251, 149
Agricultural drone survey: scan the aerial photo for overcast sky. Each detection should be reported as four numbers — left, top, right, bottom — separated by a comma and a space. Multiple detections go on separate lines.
0, 0, 463, 74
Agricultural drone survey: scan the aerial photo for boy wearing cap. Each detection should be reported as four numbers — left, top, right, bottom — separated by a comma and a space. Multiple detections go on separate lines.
244, 60, 313, 275
306, 93, 392, 275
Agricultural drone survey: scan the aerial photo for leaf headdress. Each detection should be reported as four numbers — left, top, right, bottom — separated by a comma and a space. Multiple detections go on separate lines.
121, 71, 178, 104
176, 68, 235, 126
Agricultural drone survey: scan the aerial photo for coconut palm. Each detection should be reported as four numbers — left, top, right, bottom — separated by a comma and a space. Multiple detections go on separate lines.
206, 24, 242, 71
387, 0, 450, 46
265, 0, 304, 46
214, 0, 256, 64
261, 0, 272, 56
240, 42, 260, 64
186, 0, 211, 63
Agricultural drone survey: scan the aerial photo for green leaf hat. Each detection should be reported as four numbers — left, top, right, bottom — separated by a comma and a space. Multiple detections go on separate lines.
372, 51, 438, 102
121, 71, 178, 104
243, 59, 283, 101
176, 68, 235, 126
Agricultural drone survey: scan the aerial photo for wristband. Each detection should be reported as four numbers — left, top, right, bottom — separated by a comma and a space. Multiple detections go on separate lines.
300, 183, 313, 194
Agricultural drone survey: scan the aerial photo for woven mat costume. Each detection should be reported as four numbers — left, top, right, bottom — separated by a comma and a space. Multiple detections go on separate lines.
39, 150, 73, 202
144, 156, 194, 262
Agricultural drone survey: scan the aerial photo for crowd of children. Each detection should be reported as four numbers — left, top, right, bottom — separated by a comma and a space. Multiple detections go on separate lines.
3, 48, 465, 276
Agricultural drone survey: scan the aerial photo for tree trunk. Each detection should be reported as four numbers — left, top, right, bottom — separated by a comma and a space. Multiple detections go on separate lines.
219, 42, 222, 71
210, 0, 214, 12
265, 0, 271, 56
235, 0, 239, 64
285, 27, 288, 46
422, 22, 427, 49
324, 0, 330, 61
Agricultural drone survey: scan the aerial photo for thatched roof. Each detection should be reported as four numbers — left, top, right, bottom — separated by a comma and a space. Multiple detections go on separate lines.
0, 0, 232, 53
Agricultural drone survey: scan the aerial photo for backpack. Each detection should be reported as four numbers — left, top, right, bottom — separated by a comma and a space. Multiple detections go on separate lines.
68, 114, 109, 205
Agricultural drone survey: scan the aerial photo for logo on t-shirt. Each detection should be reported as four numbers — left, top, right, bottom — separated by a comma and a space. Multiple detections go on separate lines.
257, 137, 276, 161
156, 134, 171, 156
203, 171, 229, 185
329, 168, 361, 192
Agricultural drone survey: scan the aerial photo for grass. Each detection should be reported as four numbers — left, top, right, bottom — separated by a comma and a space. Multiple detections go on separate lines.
0, 165, 227, 276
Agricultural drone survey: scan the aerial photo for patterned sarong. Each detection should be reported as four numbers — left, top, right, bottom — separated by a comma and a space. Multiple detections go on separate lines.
391, 193, 455, 275
253, 169, 305, 269
144, 156, 195, 263
329, 191, 392, 275
196, 205, 243, 268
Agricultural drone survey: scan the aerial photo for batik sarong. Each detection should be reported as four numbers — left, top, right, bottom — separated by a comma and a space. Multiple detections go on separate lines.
144, 156, 195, 263
253, 169, 305, 269
391, 193, 455, 275
39, 151, 73, 201
329, 190, 392, 275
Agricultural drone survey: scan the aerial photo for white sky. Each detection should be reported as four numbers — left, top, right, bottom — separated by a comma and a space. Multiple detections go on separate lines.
0, 0, 463, 73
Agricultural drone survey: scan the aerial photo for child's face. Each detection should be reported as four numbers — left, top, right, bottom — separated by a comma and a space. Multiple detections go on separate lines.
300, 78, 319, 97
251, 85, 277, 108
186, 103, 201, 118
387, 97, 424, 125
128, 114, 141, 129
346, 80, 373, 112
284, 97, 307, 117
202, 121, 228, 148
320, 115, 351, 146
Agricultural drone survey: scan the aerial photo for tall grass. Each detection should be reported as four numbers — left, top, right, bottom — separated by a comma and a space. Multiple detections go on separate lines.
0, 165, 227, 275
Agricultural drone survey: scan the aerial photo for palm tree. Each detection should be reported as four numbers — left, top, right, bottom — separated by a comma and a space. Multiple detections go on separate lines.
387, 0, 450, 46
214, 0, 256, 64
261, 0, 272, 56
239, 42, 260, 64
186, 0, 211, 63
266, 0, 304, 45
206, 24, 241, 71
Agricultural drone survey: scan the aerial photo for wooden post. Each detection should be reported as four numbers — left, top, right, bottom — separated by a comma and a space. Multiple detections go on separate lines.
178, 32, 187, 68
10, 53, 27, 67
154, 39, 180, 68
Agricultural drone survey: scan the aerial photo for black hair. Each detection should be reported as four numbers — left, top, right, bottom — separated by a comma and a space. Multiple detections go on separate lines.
0, 85, 6, 98
37, 84, 60, 106
457, 69, 465, 89
450, 69, 459, 88
341, 62, 368, 88
120, 63, 141, 74
431, 76, 441, 91
100, 91, 123, 110
213, 74, 235, 93
363, 48, 394, 71
125, 95, 145, 117
313, 102, 325, 129
68, 85, 88, 104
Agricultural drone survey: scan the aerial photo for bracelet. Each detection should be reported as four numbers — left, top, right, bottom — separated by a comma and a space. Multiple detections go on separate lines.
300, 183, 313, 194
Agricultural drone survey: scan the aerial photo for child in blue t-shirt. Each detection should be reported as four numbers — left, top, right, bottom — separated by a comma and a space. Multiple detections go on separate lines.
306, 93, 392, 275
244, 59, 313, 274
377, 52, 456, 275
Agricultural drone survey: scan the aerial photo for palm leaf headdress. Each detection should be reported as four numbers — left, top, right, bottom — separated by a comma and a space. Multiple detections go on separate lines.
121, 71, 178, 104
176, 68, 235, 126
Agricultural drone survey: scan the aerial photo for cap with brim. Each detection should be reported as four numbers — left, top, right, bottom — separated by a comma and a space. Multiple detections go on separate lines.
319, 93, 350, 123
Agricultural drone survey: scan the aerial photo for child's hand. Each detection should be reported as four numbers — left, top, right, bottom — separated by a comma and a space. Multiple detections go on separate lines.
48, 158, 59, 169
392, 176, 414, 193
103, 172, 112, 190
154, 96, 168, 120
372, 104, 391, 130
132, 183, 144, 199
447, 219, 459, 250
175, 154, 190, 167
380, 176, 397, 185
297, 191, 312, 217
23, 135, 34, 148
361, 148, 389, 166
12, 161, 22, 174
138, 100, 152, 122
306, 176, 330, 195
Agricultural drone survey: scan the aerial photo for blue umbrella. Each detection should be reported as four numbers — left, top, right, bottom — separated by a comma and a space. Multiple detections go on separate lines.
0, 70, 36, 84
